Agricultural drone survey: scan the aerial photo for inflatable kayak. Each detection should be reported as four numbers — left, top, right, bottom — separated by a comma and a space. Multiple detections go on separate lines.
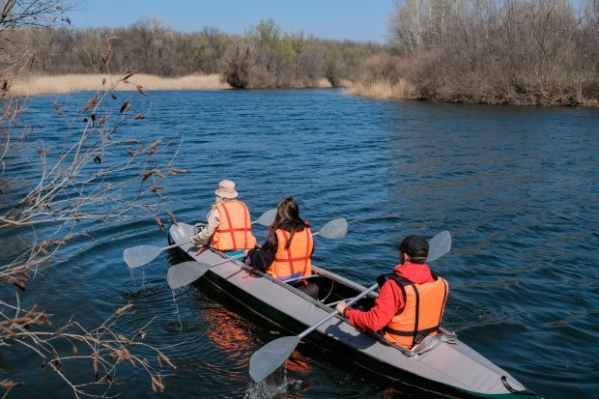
165, 221, 541, 399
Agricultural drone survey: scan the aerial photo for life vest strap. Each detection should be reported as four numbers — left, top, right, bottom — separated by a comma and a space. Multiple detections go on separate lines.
383, 325, 438, 337
215, 227, 252, 232
273, 255, 310, 262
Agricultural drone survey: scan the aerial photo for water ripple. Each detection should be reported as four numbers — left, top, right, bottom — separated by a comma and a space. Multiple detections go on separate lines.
6, 90, 599, 399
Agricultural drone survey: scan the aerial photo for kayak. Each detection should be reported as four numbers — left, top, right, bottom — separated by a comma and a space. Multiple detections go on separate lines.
166, 221, 542, 399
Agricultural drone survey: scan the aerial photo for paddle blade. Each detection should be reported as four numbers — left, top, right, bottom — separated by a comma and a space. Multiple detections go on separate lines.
249, 336, 301, 383
426, 230, 451, 262
254, 208, 276, 226
315, 218, 348, 239
124, 245, 163, 268
166, 261, 210, 290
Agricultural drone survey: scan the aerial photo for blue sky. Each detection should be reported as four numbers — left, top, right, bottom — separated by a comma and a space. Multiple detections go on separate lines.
69, 0, 395, 44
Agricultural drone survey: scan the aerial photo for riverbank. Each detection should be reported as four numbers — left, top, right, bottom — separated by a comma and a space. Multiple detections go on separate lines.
5, 73, 411, 103
6, 74, 340, 97
5, 74, 596, 107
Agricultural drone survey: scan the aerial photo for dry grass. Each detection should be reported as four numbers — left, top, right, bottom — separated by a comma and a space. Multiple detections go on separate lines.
8, 73, 231, 97
5, 74, 374, 99
346, 79, 415, 100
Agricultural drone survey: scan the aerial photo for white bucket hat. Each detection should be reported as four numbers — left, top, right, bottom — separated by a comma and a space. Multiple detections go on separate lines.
214, 179, 238, 199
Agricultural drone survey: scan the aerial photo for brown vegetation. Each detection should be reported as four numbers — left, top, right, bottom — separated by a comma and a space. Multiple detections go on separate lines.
346, 53, 415, 99
9, 73, 231, 96
361, 0, 599, 107
2, 17, 382, 95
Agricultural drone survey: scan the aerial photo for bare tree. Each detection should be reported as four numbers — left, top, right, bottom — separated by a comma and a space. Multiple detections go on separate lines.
0, 2, 184, 396
0, 0, 72, 91
223, 36, 253, 89
0, 65, 183, 399
583, 0, 599, 72
0, 0, 72, 28
385, 0, 586, 105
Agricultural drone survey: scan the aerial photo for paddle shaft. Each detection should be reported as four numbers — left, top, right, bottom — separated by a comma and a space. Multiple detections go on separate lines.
167, 253, 249, 289
298, 283, 378, 340
161, 242, 184, 251
203, 252, 246, 268
167, 253, 249, 290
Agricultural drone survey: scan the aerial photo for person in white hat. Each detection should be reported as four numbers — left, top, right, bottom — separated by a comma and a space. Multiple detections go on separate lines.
190, 180, 257, 252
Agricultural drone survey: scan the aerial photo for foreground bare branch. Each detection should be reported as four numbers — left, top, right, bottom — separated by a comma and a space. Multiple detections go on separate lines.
0, 24, 187, 396
0, 296, 176, 398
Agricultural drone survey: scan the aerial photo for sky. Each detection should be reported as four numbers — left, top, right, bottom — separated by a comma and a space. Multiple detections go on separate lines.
68, 0, 395, 44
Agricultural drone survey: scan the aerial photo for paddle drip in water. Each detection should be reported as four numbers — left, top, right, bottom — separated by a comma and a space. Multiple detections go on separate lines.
169, 290, 184, 332
244, 367, 293, 399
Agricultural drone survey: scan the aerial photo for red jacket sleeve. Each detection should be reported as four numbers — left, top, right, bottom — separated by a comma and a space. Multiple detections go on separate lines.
346, 280, 404, 333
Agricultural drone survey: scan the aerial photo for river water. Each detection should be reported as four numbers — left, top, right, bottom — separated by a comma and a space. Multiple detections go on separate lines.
3, 88, 598, 398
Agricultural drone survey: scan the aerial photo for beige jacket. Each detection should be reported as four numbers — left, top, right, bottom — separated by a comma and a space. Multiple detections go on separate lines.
190, 206, 220, 246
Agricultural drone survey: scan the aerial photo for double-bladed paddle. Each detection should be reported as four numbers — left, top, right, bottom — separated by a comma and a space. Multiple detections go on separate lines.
123, 208, 277, 269
166, 217, 349, 290
248, 230, 451, 383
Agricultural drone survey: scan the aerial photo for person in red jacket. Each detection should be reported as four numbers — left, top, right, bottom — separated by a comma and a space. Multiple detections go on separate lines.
336, 235, 449, 349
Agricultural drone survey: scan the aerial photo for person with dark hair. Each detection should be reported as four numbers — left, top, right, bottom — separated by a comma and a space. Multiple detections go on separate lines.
190, 179, 257, 252
335, 235, 449, 349
246, 197, 314, 281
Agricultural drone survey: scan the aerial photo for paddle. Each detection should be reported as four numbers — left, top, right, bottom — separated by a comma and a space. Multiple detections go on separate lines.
248, 230, 451, 383
123, 208, 276, 269
166, 217, 349, 290
166, 256, 247, 290
312, 218, 347, 239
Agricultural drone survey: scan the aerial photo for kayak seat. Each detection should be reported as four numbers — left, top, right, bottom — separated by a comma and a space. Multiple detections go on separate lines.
295, 280, 320, 300
224, 249, 246, 257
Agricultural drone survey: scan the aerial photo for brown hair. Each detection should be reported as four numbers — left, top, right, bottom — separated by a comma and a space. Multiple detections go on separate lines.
263, 197, 305, 250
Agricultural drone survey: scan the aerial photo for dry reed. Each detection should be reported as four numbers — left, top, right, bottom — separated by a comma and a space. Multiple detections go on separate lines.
9, 74, 231, 97
346, 79, 415, 100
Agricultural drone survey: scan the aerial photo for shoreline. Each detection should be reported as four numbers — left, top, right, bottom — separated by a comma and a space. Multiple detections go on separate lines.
5, 73, 337, 98
10, 74, 591, 108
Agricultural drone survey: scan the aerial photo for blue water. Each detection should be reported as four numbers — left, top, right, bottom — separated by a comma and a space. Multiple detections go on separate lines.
3, 88, 598, 398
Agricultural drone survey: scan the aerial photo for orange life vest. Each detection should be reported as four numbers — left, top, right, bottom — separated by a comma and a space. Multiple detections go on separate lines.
211, 201, 257, 251
268, 227, 313, 280
381, 273, 449, 349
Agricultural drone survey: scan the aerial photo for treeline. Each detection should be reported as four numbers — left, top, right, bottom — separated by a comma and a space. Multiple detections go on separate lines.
3, 0, 599, 106
381, 0, 599, 106
3, 18, 385, 89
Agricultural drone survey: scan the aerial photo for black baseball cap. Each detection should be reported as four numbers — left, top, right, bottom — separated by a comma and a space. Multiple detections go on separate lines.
399, 235, 429, 258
